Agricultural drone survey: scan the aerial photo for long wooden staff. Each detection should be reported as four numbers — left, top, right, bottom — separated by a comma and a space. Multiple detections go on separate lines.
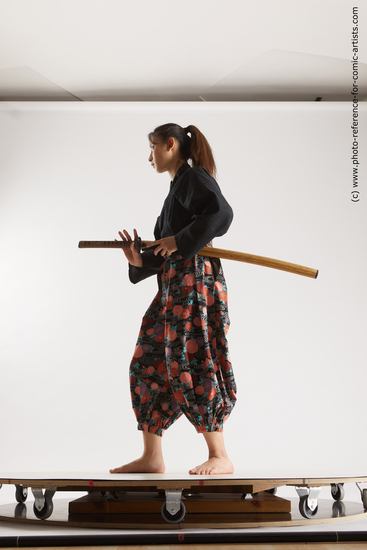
78, 239, 318, 279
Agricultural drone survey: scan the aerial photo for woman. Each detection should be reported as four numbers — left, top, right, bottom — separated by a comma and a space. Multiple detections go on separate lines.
110, 123, 237, 475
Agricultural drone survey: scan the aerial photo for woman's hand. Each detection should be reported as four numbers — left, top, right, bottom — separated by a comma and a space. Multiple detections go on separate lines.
116, 228, 143, 267
147, 236, 178, 257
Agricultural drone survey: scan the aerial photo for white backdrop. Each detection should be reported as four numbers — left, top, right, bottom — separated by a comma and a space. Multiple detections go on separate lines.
0, 102, 366, 505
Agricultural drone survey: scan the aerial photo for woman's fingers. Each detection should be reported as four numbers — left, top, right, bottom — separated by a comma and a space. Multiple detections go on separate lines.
155, 243, 165, 256
147, 236, 177, 256
121, 229, 132, 242
147, 240, 163, 255
117, 230, 133, 257
117, 229, 143, 267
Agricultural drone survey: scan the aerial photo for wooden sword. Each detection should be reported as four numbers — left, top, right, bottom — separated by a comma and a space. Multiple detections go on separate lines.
78, 238, 318, 279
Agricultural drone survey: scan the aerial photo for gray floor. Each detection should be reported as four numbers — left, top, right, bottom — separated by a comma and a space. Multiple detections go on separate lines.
0, 516, 367, 542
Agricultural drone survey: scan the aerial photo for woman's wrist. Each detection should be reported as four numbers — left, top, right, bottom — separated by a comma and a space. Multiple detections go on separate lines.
130, 258, 143, 268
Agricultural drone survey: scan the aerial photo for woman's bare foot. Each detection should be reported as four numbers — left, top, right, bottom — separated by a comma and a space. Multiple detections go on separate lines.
110, 455, 165, 474
189, 456, 234, 475
189, 431, 234, 475
109, 431, 165, 474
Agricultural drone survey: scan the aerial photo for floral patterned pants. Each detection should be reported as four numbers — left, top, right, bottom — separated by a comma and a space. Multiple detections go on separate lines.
129, 251, 237, 437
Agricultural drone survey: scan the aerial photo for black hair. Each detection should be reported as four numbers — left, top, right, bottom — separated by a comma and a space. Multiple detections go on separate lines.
148, 123, 217, 178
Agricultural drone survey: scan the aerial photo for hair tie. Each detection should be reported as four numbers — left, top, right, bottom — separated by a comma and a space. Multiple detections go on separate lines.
184, 126, 191, 138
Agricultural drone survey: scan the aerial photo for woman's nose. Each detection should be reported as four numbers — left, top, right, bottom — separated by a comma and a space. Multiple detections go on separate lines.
148, 152, 152, 161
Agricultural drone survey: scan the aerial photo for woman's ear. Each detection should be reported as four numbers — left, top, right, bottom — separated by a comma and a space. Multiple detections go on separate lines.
167, 136, 176, 152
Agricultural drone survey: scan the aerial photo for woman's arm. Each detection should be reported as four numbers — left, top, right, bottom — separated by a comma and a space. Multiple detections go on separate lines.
173, 168, 233, 260
116, 228, 164, 284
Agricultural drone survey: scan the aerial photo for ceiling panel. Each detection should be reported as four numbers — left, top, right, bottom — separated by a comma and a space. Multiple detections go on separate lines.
0, 0, 365, 101
0, 67, 80, 101
201, 50, 367, 102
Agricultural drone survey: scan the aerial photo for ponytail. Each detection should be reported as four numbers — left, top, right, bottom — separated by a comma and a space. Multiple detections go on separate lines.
148, 123, 217, 178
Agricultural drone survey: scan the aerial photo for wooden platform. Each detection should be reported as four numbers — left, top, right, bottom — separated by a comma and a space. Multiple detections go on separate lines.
0, 470, 366, 529
1, 469, 366, 489
68, 490, 291, 525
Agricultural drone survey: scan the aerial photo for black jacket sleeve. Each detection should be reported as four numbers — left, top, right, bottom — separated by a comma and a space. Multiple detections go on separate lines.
128, 248, 164, 284
174, 167, 233, 260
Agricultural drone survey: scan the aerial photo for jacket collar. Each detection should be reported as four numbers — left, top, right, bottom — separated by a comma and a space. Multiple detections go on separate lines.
171, 162, 190, 186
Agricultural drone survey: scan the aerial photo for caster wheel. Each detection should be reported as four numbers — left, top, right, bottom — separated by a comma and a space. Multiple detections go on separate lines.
15, 503, 27, 519
161, 501, 186, 523
331, 483, 345, 501
33, 498, 54, 520
266, 487, 277, 495
15, 485, 28, 503
332, 500, 346, 517
299, 495, 318, 519
362, 488, 367, 511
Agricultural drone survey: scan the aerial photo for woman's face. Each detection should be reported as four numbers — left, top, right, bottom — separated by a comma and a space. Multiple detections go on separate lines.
148, 138, 172, 173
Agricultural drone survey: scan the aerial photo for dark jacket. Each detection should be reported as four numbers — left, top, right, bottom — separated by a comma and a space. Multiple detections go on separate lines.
129, 162, 233, 284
